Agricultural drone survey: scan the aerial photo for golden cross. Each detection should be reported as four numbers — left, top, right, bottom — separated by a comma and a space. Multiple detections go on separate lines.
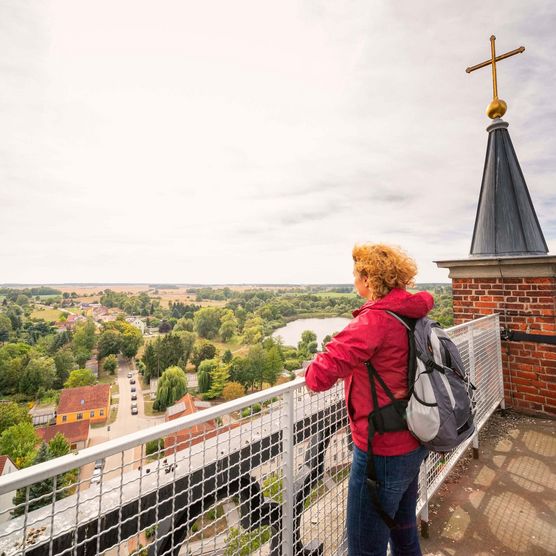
466, 35, 525, 119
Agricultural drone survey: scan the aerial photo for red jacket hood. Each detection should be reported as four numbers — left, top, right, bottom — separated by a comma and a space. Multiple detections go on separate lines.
353, 288, 434, 319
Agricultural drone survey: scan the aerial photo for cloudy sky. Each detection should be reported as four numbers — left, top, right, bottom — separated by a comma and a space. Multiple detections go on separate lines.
1, 0, 555, 284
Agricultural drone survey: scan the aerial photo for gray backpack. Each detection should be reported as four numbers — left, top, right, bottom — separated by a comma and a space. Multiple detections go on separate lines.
386, 311, 476, 451
364, 311, 476, 529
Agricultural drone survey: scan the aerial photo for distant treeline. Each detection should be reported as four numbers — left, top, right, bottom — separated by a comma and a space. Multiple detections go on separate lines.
0, 287, 62, 297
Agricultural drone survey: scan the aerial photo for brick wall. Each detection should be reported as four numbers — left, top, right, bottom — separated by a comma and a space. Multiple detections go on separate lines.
452, 276, 556, 416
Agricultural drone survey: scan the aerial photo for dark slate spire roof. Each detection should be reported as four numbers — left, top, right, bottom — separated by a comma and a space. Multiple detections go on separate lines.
470, 118, 548, 257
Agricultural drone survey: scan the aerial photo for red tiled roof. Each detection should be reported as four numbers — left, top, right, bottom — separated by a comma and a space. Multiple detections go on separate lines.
57, 384, 110, 414
37, 421, 90, 444
0, 455, 16, 475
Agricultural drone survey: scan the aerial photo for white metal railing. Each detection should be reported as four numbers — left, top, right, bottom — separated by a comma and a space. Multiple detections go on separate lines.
0, 314, 503, 556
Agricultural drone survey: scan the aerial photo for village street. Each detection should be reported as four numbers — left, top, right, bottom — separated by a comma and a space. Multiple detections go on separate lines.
85, 357, 165, 483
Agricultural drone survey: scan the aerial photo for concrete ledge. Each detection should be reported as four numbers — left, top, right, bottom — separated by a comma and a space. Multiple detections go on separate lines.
434, 255, 556, 278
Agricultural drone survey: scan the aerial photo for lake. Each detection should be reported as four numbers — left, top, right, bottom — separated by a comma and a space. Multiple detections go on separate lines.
272, 317, 352, 347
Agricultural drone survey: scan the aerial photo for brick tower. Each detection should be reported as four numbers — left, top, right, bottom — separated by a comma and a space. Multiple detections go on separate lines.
436, 116, 555, 415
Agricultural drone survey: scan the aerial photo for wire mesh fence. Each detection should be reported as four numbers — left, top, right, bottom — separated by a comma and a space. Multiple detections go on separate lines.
0, 314, 503, 556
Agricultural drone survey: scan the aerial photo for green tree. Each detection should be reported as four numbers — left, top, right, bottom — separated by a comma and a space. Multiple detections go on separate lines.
120, 330, 143, 358
64, 369, 96, 388
103, 354, 118, 374
263, 345, 283, 386
246, 345, 267, 390
321, 334, 332, 351
0, 342, 31, 395
205, 364, 229, 400
0, 422, 39, 468
175, 331, 196, 369
222, 350, 233, 364
219, 310, 238, 342
19, 357, 56, 397
194, 307, 222, 339
98, 330, 122, 359
197, 370, 211, 393
142, 342, 157, 381
53, 347, 76, 389
48, 432, 71, 458
0, 402, 31, 435
191, 340, 217, 370
197, 358, 219, 376
153, 366, 188, 411
242, 316, 264, 345
0, 313, 12, 342
72, 319, 96, 358
173, 318, 194, 332
15, 294, 29, 307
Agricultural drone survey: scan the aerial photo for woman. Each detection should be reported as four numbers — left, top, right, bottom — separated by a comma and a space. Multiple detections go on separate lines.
305, 243, 434, 556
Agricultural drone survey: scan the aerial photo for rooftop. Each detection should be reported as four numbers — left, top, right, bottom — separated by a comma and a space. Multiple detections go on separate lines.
36, 421, 90, 445
57, 384, 110, 414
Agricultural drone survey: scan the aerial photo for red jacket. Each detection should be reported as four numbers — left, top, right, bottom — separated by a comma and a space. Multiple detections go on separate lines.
305, 288, 434, 456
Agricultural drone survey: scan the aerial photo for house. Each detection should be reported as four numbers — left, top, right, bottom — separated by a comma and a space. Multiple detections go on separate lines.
0, 456, 17, 523
164, 394, 238, 455
56, 384, 111, 425
36, 421, 89, 451
125, 317, 146, 334
63, 314, 87, 330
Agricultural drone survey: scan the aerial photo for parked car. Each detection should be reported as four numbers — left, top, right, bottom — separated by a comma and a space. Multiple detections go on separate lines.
131, 406, 138, 415
131, 393, 137, 401
91, 467, 102, 484
130, 378, 136, 384
131, 386, 136, 392
127, 372, 132, 379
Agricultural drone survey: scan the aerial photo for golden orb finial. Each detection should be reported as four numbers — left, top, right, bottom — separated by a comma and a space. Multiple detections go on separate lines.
486, 98, 507, 119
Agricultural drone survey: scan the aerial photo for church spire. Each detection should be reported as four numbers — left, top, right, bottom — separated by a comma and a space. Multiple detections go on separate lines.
467, 36, 548, 257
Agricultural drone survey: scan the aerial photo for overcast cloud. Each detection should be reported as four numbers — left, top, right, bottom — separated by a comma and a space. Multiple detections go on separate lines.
1, 0, 555, 284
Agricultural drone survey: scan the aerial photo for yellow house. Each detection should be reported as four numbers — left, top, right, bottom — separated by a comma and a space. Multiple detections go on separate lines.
56, 384, 111, 425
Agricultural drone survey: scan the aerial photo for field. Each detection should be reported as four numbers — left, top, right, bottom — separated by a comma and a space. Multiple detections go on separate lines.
30, 307, 63, 322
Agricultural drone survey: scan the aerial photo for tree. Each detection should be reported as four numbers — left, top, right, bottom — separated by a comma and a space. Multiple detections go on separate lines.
153, 366, 188, 411
173, 318, 194, 333
197, 358, 219, 376
53, 347, 76, 389
219, 310, 238, 342
103, 354, 118, 375
194, 307, 223, 339
298, 330, 317, 350
15, 294, 29, 307
222, 382, 245, 401
246, 345, 267, 390
263, 346, 283, 386
175, 331, 196, 369
48, 433, 71, 459
222, 350, 233, 364
0, 402, 31, 435
72, 320, 96, 357
242, 316, 264, 345
0, 342, 31, 395
191, 341, 217, 370
98, 330, 121, 358
197, 370, 211, 393
321, 335, 332, 351
142, 342, 157, 381
120, 330, 143, 358
158, 320, 172, 334
0, 313, 12, 342
0, 422, 39, 468
205, 364, 229, 400
19, 357, 56, 397
64, 369, 96, 388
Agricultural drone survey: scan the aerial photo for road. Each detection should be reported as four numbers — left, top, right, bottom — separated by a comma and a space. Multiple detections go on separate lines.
87, 357, 165, 482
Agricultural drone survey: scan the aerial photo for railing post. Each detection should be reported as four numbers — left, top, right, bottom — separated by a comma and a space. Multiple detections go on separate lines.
419, 463, 429, 539
494, 314, 506, 409
467, 324, 480, 459
282, 390, 295, 556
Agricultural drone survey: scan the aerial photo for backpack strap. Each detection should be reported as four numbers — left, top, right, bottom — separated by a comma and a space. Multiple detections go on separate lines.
385, 311, 418, 390
364, 360, 399, 530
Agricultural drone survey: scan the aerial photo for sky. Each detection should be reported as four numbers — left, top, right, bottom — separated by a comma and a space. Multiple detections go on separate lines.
1, 0, 555, 284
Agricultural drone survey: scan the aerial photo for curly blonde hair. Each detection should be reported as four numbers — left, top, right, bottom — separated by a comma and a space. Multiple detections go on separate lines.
352, 243, 417, 299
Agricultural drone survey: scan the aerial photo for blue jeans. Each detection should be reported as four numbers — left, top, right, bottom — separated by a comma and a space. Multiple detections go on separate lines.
346, 445, 427, 556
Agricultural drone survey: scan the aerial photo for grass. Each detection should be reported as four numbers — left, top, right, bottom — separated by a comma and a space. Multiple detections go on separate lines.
143, 400, 164, 417
30, 308, 63, 321
108, 406, 118, 425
